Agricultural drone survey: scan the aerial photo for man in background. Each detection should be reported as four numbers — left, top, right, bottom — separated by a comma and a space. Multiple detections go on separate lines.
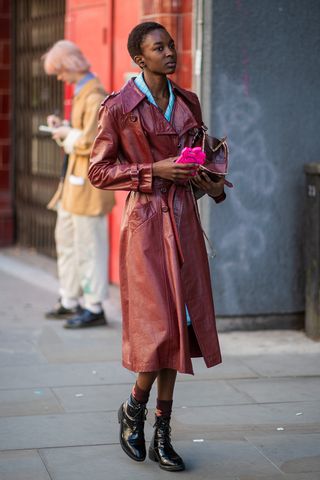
43, 40, 115, 329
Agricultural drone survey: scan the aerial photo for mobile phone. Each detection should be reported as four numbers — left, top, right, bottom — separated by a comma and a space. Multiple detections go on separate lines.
199, 165, 221, 181
199, 165, 233, 188
38, 125, 56, 133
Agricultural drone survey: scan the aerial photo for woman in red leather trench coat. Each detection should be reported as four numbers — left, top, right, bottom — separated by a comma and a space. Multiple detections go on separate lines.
89, 22, 226, 472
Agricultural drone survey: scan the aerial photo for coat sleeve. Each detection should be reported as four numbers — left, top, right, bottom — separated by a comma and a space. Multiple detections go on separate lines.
88, 104, 153, 193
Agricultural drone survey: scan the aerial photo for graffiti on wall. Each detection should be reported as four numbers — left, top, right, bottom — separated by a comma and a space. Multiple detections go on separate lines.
205, 74, 278, 313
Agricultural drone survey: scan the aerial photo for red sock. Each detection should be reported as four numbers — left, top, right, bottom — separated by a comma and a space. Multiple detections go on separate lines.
155, 398, 173, 418
131, 382, 150, 404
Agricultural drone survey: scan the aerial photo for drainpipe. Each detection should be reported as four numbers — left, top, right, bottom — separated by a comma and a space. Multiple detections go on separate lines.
193, 0, 204, 100
193, 0, 214, 232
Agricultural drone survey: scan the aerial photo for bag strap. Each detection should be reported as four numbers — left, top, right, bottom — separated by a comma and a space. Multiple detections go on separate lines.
189, 179, 216, 258
202, 130, 228, 153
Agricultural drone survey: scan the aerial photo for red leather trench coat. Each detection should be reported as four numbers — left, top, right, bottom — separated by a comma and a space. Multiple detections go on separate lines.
89, 79, 222, 375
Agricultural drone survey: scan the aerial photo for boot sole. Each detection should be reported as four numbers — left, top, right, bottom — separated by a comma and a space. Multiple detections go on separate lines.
149, 447, 185, 471
118, 405, 146, 462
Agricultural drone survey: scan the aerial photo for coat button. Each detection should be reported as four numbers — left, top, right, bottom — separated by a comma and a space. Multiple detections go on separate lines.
160, 187, 167, 194
162, 206, 169, 213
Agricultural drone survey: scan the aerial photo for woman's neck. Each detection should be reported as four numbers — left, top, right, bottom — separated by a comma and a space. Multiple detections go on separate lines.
142, 71, 169, 100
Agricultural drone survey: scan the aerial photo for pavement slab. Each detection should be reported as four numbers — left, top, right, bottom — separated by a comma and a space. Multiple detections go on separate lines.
52, 384, 134, 413
40, 441, 281, 480
0, 412, 118, 450
240, 354, 320, 378
173, 401, 320, 429
0, 388, 64, 417
229, 377, 320, 403
0, 361, 134, 390
246, 433, 320, 474
0, 450, 51, 480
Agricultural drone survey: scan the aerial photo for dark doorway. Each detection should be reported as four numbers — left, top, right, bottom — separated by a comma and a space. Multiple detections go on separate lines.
13, 0, 65, 256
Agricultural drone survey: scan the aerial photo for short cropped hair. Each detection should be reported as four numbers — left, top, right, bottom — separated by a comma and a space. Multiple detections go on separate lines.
127, 22, 166, 60
42, 40, 90, 75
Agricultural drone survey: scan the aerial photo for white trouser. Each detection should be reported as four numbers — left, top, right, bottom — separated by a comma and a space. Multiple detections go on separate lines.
55, 204, 108, 312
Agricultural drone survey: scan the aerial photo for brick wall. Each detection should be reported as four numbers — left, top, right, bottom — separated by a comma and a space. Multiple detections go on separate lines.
0, 0, 13, 246
141, 0, 193, 89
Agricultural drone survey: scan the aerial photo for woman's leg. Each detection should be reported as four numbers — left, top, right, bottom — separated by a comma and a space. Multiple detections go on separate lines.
157, 368, 177, 401
135, 371, 158, 400
154, 368, 177, 418
149, 368, 185, 471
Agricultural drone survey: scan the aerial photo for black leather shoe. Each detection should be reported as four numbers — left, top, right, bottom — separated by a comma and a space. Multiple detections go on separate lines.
149, 416, 185, 471
63, 309, 107, 329
45, 300, 82, 319
118, 399, 147, 462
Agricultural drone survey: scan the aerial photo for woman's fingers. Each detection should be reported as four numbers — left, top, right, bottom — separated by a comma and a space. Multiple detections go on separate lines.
192, 173, 208, 186
152, 158, 200, 181
175, 163, 199, 175
192, 172, 225, 196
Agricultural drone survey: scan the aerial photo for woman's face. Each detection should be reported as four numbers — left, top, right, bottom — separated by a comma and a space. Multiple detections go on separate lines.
137, 28, 177, 75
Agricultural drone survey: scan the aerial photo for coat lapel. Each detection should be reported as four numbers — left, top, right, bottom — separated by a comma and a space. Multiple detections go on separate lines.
120, 79, 199, 137
170, 95, 199, 137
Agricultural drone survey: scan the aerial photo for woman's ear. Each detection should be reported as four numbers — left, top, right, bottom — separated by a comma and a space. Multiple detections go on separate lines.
134, 55, 145, 70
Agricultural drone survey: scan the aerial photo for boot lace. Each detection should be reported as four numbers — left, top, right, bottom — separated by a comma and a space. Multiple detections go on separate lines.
154, 417, 172, 437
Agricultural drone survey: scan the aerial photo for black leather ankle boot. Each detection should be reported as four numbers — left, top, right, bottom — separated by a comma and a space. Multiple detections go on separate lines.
118, 399, 147, 462
149, 416, 185, 471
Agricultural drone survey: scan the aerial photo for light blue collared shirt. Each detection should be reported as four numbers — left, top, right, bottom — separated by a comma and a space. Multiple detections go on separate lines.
134, 72, 175, 122
74, 71, 95, 96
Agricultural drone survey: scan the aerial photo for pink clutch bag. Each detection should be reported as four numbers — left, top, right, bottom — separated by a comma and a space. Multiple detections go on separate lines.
175, 147, 206, 168
176, 145, 233, 187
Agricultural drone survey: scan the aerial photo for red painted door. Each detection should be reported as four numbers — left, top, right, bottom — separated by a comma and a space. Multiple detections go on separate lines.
65, 0, 111, 88
108, 0, 140, 284
65, 0, 140, 284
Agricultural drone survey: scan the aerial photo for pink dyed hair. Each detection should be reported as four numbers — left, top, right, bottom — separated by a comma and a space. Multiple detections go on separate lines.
42, 40, 90, 74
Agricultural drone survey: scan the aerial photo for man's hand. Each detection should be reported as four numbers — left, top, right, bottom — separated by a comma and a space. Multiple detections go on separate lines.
47, 114, 62, 128
152, 157, 199, 182
192, 171, 225, 197
51, 126, 71, 142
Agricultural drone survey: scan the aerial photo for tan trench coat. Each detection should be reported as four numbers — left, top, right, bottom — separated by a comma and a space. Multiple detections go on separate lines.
49, 77, 115, 215
89, 79, 222, 374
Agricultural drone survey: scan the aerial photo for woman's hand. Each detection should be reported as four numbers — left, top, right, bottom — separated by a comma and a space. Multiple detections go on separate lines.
152, 157, 199, 182
47, 114, 62, 128
51, 126, 71, 141
192, 171, 225, 198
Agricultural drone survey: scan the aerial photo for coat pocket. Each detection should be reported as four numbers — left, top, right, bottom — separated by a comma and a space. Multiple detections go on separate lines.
128, 199, 157, 234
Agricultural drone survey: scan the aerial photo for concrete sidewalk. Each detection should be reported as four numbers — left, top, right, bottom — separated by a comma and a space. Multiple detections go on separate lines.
0, 247, 319, 480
